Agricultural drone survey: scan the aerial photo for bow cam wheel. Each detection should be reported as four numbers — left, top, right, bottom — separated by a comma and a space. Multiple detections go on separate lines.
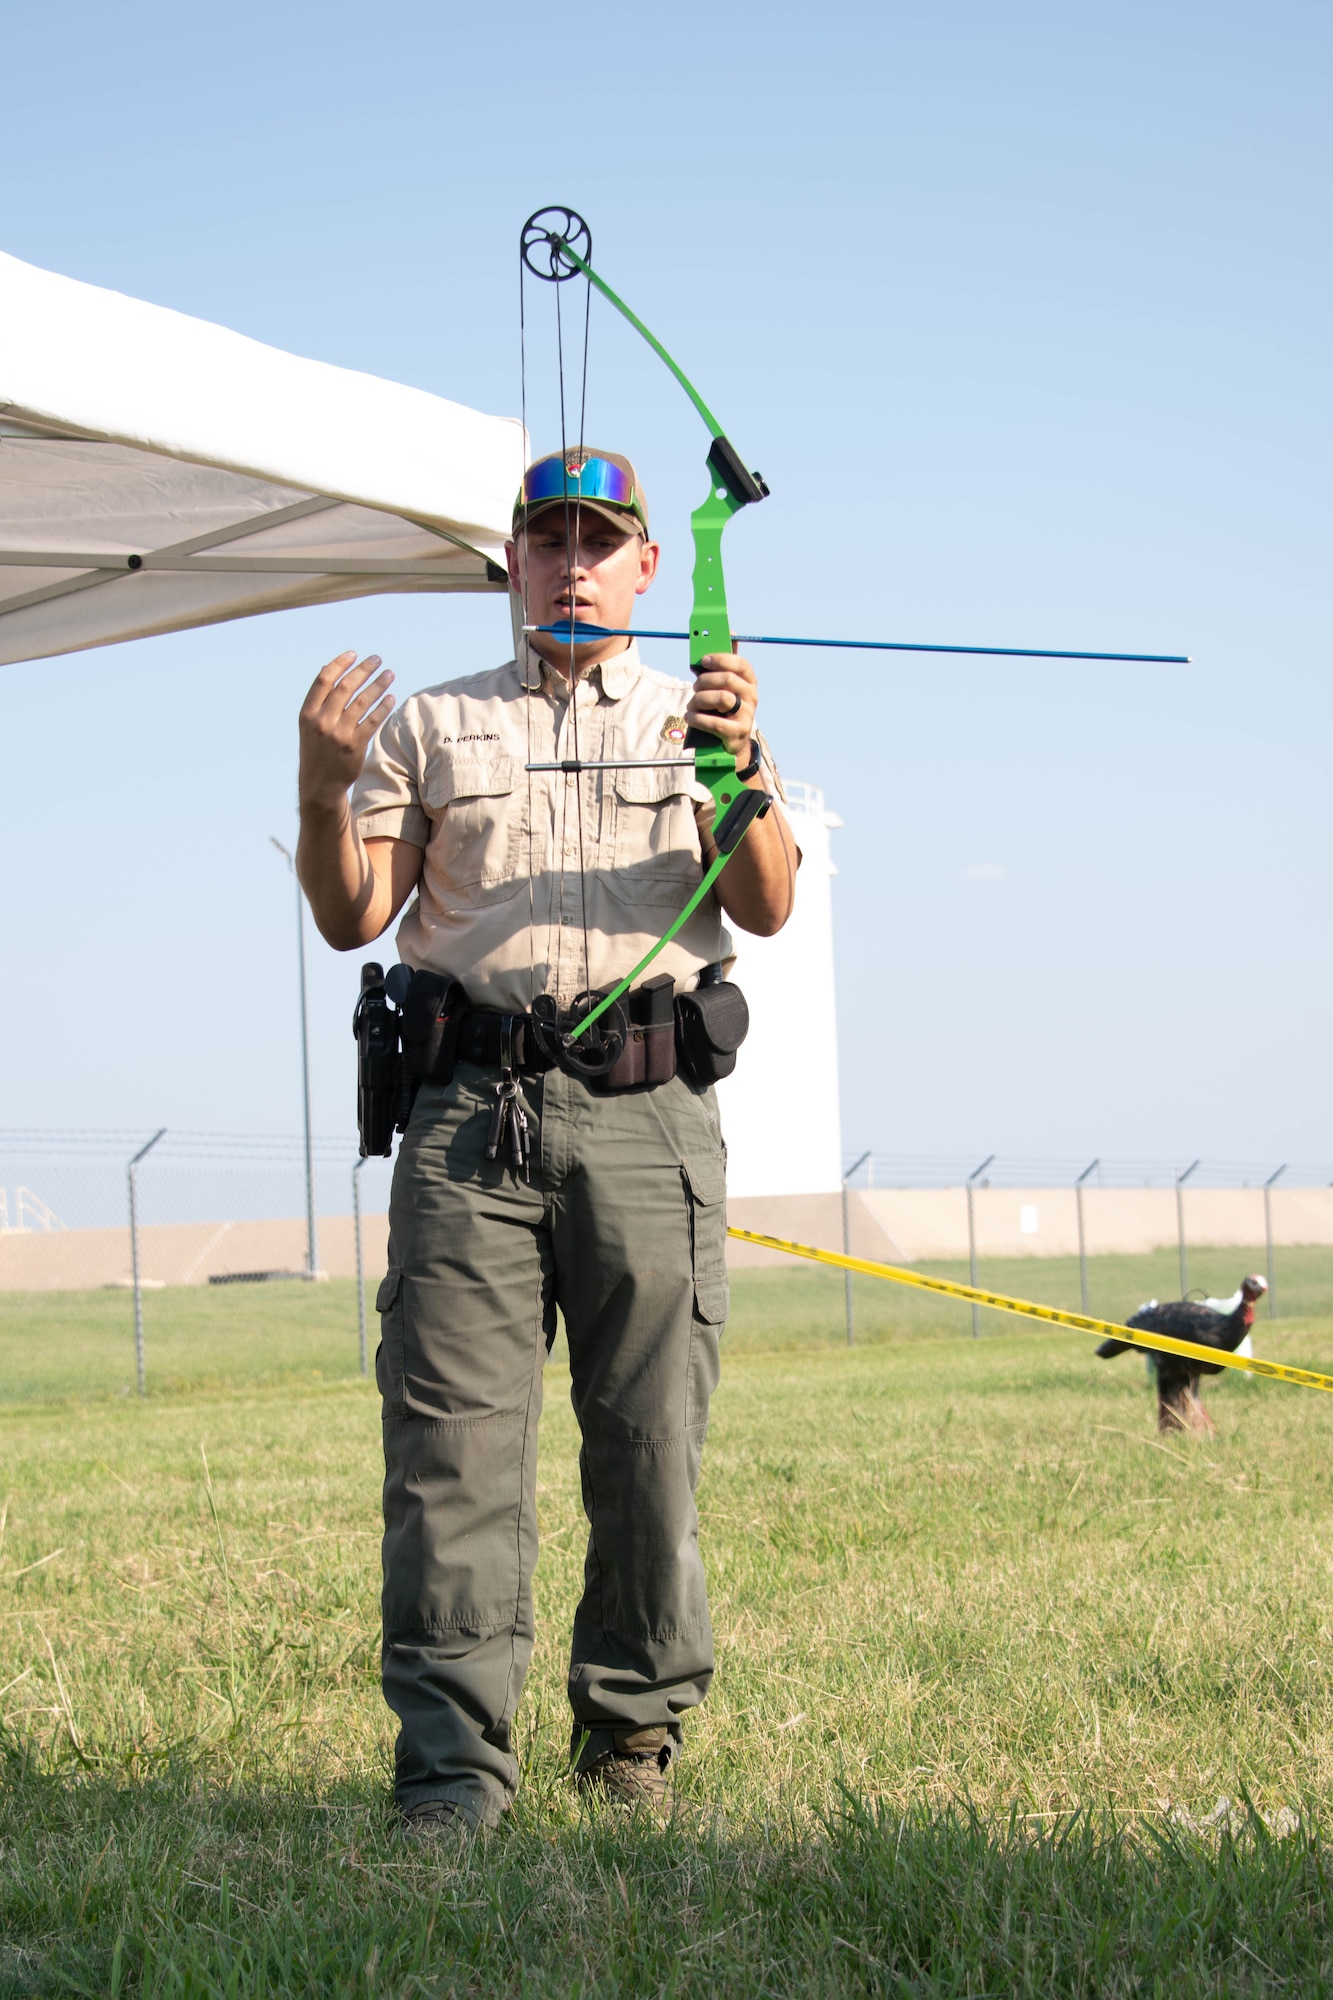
520, 206, 592, 281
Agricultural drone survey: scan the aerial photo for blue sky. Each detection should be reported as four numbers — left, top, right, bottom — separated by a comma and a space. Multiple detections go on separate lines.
2, 0, 1328, 1163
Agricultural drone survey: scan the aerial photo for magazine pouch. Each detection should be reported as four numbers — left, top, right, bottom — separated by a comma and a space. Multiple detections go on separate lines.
592, 974, 679, 1094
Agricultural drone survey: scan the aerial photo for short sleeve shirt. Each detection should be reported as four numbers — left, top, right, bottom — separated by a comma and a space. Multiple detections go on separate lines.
349, 639, 790, 1013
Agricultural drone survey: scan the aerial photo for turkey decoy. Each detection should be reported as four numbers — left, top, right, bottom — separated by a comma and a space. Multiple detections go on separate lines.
1096, 1274, 1267, 1434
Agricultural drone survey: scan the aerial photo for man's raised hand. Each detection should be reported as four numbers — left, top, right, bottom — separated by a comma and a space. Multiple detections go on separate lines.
298, 651, 394, 807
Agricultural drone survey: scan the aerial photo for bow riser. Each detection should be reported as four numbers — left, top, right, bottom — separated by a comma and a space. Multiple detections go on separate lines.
685, 477, 747, 820
688, 479, 744, 672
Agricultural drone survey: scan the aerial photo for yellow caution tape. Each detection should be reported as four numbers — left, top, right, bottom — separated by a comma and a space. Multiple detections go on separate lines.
726, 1227, 1333, 1394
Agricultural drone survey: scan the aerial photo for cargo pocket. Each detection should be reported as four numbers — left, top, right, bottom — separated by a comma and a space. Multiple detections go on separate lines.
681, 1151, 729, 1326
375, 1268, 405, 1412
681, 1152, 726, 1430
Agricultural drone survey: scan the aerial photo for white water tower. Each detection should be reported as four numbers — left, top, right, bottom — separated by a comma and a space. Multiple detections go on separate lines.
718, 781, 843, 1196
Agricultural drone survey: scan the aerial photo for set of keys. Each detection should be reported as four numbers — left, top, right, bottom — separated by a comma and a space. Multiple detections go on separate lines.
486, 1076, 531, 1179
485, 1021, 531, 1180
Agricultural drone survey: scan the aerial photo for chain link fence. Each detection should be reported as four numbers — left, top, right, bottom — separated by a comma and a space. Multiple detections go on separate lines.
831, 1152, 1333, 1342
0, 1129, 392, 1400
4, 1133, 1333, 1400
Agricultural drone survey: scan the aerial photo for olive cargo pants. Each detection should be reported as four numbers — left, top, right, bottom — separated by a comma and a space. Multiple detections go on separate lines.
375, 1060, 728, 1827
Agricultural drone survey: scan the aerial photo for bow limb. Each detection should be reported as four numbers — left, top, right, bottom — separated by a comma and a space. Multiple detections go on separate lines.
523, 213, 772, 1046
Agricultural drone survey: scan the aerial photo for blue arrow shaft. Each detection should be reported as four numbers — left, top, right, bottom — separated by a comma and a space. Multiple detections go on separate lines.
526, 622, 1190, 665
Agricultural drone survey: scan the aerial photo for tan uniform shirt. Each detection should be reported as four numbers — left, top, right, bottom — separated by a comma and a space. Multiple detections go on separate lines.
350, 639, 789, 1013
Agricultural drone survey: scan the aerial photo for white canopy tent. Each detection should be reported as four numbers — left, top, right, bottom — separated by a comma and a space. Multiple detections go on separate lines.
0, 250, 525, 666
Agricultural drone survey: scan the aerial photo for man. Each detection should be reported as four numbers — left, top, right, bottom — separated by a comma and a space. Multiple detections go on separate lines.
296, 449, 798, 1834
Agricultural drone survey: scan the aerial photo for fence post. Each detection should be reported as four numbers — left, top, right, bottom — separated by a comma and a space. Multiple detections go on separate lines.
1263, 1164, 1286, 1319
1175, 1159, 1200, 1295
841, 1151, 872, 1345
352, 1156, 369, 1377
967, 1155, 995, 1338
1075, 1159, 1099, 1314
127, 1128, 167, 1397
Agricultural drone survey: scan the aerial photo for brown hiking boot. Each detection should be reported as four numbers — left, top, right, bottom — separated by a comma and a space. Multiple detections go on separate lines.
575, 1726, 675, 1813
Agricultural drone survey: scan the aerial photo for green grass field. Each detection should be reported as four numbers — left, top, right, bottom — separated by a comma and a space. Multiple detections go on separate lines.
3, 1243, 1327, 1400
3, 1249, 1333, 1994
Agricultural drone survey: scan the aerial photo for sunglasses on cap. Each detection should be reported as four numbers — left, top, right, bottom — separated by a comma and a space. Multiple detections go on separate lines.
517, 455, 647, 528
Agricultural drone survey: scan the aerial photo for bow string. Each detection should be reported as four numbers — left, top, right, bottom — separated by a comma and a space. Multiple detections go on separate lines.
519, 206, 773, 1047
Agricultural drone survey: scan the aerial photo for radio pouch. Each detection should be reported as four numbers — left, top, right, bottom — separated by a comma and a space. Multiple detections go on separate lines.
675, 980, 750, 1086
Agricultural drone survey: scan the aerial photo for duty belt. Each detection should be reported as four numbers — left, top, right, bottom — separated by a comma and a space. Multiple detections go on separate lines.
355, 959, 749, 1162
457, 1008, 550, 1074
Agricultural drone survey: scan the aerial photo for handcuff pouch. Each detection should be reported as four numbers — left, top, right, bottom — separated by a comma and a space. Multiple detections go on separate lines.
675, 980, 750, 1085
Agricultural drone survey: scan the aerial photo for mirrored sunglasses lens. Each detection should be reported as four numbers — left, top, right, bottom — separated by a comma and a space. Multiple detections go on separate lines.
523, 458, 633, 507
571, 460, 633, 504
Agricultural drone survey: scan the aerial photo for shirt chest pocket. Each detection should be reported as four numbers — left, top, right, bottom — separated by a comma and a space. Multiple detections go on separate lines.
611, 765, 705, 907
423, 751, 525, 906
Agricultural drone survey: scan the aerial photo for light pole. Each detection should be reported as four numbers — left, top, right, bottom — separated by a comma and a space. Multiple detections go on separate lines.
1175, 1158, 1200, 1296
352, 1156, 369, 1376
966, 1155, 995, 1338
271, 837, 319, 1280
1075, 1158, 1099, 1315
841, 1150, 872, 1346
127, 1127, 166, 1396
1263, 1164, 1286, 1319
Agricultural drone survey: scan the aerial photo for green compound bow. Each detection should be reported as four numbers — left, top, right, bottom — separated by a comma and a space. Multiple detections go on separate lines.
519, 205, 774, 1048
517, 207, 1192, 1063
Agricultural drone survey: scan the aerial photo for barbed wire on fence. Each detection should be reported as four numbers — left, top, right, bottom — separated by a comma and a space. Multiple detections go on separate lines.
0, 1129, 395, 1395
2, 1133, 1329, 1394
841, 1153, 1333, 1190
0, 1129, 387, 1234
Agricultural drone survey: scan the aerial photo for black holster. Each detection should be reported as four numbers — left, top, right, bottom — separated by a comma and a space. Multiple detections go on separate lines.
354, 963, 468, 1157
353, 964, 401, 1158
